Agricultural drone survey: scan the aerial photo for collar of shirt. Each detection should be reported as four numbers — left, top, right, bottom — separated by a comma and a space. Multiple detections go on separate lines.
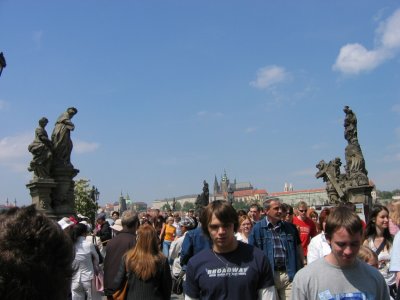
265, 217, 282, 230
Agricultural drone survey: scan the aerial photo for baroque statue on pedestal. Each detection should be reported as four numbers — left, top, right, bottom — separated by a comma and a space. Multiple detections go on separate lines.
28, 117, 53, 179
316, 106, 370, 204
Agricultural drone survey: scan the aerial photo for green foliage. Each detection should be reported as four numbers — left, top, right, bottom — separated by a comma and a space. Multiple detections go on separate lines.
377, 190, 394, 200
161, 203, 171, 211
174, 201, 182, 211
74, 179, 98, 225
232, 199, 250, 211
182, 201, 195, 211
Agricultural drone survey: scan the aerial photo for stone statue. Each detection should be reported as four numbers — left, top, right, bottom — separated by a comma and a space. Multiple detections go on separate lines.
172, 197, 177, 211
195, 180, 210, 212
343, 105, 357, 142
316, 106, 370, 204
51, 107, 78, 167
28, 117, 53, 179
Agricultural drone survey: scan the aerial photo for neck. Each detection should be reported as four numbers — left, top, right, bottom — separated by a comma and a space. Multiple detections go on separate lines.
267, 216, 278, 225
213, 238, 238, 254
375, 227, 384, 237
325, 252, 356, 268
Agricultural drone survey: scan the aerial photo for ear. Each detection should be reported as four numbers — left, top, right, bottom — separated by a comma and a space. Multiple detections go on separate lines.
325, 233, 331, 245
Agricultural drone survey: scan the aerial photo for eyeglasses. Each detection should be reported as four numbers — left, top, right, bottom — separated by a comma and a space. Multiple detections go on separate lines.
298, 210, 307, 213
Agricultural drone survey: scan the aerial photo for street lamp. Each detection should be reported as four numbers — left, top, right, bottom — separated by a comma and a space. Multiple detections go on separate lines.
0, 52, 6, 77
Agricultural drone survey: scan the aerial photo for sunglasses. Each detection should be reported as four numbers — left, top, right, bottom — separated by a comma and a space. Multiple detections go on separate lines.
298, 209, 307, 213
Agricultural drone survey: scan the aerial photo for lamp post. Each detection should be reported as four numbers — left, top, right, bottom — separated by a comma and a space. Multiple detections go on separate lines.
0, 52, 6, 77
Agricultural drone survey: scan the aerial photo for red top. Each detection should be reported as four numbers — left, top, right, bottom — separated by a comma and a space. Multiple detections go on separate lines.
292, 216, 317, 256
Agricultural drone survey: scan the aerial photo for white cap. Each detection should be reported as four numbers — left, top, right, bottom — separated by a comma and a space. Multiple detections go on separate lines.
111, 219, 123, 232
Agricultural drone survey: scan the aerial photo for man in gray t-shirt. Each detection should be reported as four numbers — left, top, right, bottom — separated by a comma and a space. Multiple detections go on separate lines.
292, 206, 390, 300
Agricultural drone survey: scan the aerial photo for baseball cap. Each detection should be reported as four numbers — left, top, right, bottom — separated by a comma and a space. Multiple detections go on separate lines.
179, 216, 195, 229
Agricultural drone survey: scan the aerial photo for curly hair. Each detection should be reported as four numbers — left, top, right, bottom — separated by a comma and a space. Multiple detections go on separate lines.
0, 205, 74, 300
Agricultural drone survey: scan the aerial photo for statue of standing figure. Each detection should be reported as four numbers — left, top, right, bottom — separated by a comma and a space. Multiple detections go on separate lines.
28, 117, 53, 179
51, 107, 78, 167
195, 180, 210, 212
316, 106, 370, 203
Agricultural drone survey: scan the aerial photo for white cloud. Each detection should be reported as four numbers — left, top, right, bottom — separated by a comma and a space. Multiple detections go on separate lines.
73, 140, 99, 154
0, 133, 31, 161
333, 8, 400, 74
250, 65, 289, 89
333, 44, 385, 74
379, 9, 400, 49
0, 133, 31, 174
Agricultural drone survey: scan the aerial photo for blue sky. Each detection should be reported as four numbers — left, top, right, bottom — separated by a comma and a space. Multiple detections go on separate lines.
1, 1, 400, 206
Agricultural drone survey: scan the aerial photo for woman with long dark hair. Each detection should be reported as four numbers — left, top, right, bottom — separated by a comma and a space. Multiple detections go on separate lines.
114, 224, 172, 299
363, 204, 396, 298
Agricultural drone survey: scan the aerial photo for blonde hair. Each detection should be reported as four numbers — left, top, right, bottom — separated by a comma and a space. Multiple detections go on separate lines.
390, 201, 400, 225
238, 215, 253, 229
125, 224, 164, 280
357, 245, 378, 268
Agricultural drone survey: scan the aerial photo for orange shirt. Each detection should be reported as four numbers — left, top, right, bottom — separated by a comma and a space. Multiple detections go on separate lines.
164, 224, 176, 242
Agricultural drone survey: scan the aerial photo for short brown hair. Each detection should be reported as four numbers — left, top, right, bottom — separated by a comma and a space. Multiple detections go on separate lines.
200, 200, 238, 239
325, 206, 362, 240
263, 198, 280, 210
296, 201, 307, 209
0, 205, 74, 299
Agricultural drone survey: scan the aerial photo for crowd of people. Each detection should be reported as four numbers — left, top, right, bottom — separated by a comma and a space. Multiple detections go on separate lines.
2, 199, 400, 299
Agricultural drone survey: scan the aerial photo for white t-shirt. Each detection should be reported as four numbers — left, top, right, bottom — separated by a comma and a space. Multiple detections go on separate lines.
367, 237, 396, 286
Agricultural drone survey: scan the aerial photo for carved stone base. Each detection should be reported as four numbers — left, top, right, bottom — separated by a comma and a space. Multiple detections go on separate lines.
26, 179, 57, 217
27, 166, 79, 220
346, 185, 373, 207
50, 166, 79, 218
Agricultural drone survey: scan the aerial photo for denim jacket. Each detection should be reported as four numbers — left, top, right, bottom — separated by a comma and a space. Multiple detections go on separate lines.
249, 218, 299, 281
180, 227, 211, 268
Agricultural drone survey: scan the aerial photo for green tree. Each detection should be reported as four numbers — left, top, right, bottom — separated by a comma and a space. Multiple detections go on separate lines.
182, 201, 195, 211
161, 203, 171, 211
74, 179, 98, 225
232, 199, 250, 211
377, 190, 393, 200
174, 202, 182, 211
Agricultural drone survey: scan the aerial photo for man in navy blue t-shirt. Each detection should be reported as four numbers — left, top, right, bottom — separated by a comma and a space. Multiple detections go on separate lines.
184, 200, 276, 300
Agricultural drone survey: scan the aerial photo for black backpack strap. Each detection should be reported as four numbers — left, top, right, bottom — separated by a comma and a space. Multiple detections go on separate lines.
375, 239, 386, 256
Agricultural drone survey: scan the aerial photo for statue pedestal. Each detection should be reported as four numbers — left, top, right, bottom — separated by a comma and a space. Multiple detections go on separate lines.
50, 166, 79, 218
26, 179, 58, 218
347, 185, 373, 207
27, 166, 79, 219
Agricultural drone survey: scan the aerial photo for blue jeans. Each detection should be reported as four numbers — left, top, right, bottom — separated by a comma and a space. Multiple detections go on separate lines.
163, 240, 172, 258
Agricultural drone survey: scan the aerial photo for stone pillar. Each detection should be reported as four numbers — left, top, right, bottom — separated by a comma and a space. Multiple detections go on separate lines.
50, 166, 79, 219
347, 185, 373, 206
26, 179, 57, 217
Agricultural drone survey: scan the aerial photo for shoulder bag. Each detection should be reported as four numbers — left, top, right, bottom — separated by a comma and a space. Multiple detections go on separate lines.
113, 268, 131, 300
